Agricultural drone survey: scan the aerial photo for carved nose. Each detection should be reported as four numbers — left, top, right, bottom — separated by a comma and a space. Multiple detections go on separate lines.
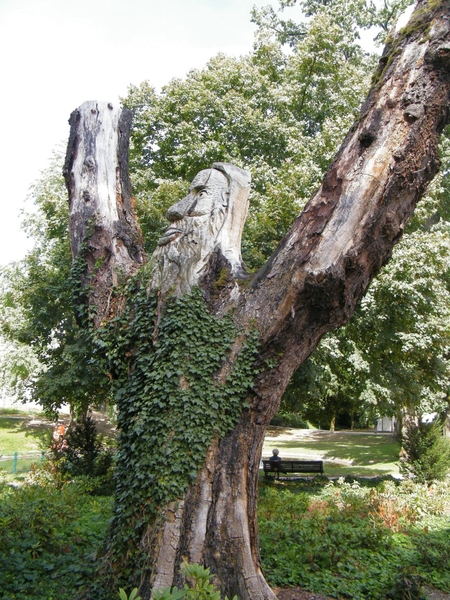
166, 195, 193, 222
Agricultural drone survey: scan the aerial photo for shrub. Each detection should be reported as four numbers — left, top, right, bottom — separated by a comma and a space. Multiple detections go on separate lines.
259, 478, 450, 598
46, 413, 115, 492
270, 411, 310, 428
400, 417, 450, 483
0, 478, 112, 600
152, 562, 238, 600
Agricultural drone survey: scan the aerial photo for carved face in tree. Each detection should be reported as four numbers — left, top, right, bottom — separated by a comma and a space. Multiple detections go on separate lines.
149, 163, 251, 297
157, 168, 230, 248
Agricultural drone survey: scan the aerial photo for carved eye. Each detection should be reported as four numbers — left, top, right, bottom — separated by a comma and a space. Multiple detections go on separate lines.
197, 189, 208, 198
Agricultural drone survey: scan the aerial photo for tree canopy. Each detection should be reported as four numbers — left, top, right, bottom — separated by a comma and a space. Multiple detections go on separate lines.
284, 127, 450, 428
2, 0, 448, 427
0, 149, 109, 416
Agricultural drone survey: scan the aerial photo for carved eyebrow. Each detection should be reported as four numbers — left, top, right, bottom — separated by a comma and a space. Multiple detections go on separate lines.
186, 186, 208, 214
189, 169, 215, 193
189, 184, 208, 194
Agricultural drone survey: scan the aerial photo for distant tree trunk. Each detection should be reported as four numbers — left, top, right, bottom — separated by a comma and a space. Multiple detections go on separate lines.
394, 412, 403, 440
330, 414, 336, 432
445, 416, 450, 438
66, 3, 450, 598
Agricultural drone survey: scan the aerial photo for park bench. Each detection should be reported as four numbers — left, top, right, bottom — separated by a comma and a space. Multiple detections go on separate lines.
262, 459, 324, 479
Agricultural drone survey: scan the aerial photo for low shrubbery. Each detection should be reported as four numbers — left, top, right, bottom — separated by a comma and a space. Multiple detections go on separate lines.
0, 472, 112, 600
400, 417, 450, 483
43, 413, 115, 494
259, 477, 450, 599
49, 414, 115, 477
1, 471, 449, 600
269, 411, 310, 429
151, 562, 238, 599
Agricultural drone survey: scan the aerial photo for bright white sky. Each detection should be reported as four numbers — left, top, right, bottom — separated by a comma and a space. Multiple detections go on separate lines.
0, 0, 394, 268
1, 0, 304, 266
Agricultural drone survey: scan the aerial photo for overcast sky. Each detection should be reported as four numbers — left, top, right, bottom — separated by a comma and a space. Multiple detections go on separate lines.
0, 0, 398, 270
1, 0, 307, 266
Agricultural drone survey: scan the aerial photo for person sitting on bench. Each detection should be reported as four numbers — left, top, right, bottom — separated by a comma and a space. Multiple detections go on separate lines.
269, 448, 281, 462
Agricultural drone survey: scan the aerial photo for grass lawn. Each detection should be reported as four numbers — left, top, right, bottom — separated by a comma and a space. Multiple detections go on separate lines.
0, 415, 52, 455
0, 414, 53, 475
262, 428, 401, 477
0, 411, 401, 479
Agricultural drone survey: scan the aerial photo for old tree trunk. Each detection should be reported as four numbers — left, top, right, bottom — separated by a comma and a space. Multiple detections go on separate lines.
64, 3, 450, 598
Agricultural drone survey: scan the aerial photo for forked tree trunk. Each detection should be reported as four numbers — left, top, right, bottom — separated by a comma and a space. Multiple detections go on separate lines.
65, 2, 450, 598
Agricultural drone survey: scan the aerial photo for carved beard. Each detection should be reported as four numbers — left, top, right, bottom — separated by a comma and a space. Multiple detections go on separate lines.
148, 206, 227, 297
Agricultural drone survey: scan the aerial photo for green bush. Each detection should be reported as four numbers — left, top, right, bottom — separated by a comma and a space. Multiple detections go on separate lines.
1, 475, 449, 600
0, 479, 112, 600
400, 417, 450, 483
41, 414, 116, 494
50, 413, 115, 479
119, 589, 141, 600
259, 478, 450, 599
269, 411, 310, 428
152, 562, 238, 600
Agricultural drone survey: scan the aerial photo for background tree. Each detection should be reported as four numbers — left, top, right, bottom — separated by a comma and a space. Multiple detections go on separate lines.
123, 0, 379, 268
1, 0, 447, 445
400, 416, 450, 482
0, 0, 448, 597
284, 128, 450, 429
122, 0, 449, 433
0, 149, 109, 418
1, 0, 416, 421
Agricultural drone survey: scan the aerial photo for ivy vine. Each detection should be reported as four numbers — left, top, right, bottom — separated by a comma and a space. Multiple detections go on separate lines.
93, 279, 259, 586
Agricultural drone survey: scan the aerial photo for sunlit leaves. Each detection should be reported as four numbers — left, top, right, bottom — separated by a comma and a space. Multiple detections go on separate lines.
287, 220, 450, 424
0, 150, 108, 416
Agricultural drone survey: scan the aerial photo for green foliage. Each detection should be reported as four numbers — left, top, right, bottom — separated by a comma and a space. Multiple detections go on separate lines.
153, 562, 238, 600
273, 38, 450, 429
259, 478, 450, 598
283, 215, 450, 427
48, 414, 115, 489
400, 417, 450, 483
1, 474, 449, 600
122, 1, 378, 268
0, 478, 112, 600
1, 0, 421, 426
270, 410, 310, 428
95, 284, 258, 586
0, 150, 110, 417
119, 588, 141, 600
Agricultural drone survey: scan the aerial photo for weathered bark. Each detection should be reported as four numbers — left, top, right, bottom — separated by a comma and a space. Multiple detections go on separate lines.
66, 2, 450, 599
64, 101, 144, 326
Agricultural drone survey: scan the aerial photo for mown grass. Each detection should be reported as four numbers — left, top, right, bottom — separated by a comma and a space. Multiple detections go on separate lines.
1, 413, 401, 479
0, 415, 53, 478
0, 416, 52, 455
262, 429, 401, 477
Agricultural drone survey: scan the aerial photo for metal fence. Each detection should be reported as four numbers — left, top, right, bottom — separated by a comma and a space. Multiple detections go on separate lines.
0, 452, 45, 474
